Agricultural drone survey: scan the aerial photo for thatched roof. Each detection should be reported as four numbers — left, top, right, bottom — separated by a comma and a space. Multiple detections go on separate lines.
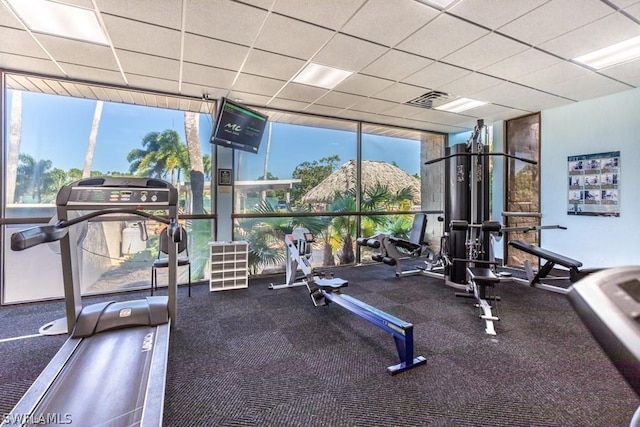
301, 160, 420, 204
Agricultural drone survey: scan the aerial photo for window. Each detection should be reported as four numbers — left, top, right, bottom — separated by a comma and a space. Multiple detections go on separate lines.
3, 80, 214, 303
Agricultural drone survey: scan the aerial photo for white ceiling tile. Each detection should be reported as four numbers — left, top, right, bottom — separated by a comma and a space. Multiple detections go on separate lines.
242, 50, 306, 80
126, 74, 179, 94
183, 34, 249, 69
255, 14, 334, 59
538, 13, 640, 59
182, 63, 237, 88
60, 63, 125, 85
623, 2, 640, 20
443, 33, 529, 71
480, 48, 562, 80
303, 104, 346, 116
374, 83, 430, 103
185, 0, 268, 45
515, 61, 593, 90
408, 108, 475, 126
267, 98, 311, 111
543, 73, 632, 100
403, 61, 472, 89
362, 50, 434, 81
276, 82, 328, 103
313, 34, 388, 72
273, 0, 366, 30
350, 98, 398, 114
341, 0, 439, 47
102, 15, 181, 59
96, 0, 182, 29
333, 73, 394, 97
0, 3, 23, 28
37, 34, 119, 70
316, 91, 365, 109
449, 0, 550, 30
397, 14, 490, 60
232, 73, 286, 97
439, 72, 503, 97
499, 0, 615, 46
610, 0, 640, 8
116, 50, 179, 81
383, 103, 427, 119
2, 28, 48, 58
600, 57, 640, 86
471, 82, 571, 111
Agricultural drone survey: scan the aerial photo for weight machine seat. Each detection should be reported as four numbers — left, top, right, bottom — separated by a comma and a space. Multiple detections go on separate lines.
508, 240, 583, 269
315, 277, 348, 291
467, 267, 500, 285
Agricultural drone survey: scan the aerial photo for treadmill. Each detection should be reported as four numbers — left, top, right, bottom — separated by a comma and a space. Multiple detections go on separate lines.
4, 177, 180, 427
567, 267, 640, 426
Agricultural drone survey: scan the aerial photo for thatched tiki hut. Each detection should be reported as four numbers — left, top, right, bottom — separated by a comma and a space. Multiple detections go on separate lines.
301, 159, 421, 206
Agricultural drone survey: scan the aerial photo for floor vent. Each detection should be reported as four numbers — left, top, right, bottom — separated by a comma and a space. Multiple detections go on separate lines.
405, 90, 450, 109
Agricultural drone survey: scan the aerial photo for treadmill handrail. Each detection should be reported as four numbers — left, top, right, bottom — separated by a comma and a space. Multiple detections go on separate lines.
11, 208, 175, 251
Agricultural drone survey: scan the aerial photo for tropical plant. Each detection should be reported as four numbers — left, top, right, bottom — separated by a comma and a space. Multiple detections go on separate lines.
127, 130, 188, 183
235, 201, 328, 274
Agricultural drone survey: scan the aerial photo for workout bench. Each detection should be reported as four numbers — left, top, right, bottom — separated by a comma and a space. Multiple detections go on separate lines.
357, 213, 441, 278
508, 240, 601, 294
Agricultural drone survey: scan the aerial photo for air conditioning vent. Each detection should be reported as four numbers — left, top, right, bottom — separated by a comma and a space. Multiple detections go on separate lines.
405, 90, 450, 109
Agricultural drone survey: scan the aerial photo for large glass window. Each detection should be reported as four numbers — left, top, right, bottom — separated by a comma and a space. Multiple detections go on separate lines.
234, 113, 357, 274
3, 83, 214, 303
504, 113, 541, 267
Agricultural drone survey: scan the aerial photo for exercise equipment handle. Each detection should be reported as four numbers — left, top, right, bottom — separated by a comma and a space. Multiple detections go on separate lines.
425, 152, 537, 165
11, 225, 67, 251
11, 208, 175, 251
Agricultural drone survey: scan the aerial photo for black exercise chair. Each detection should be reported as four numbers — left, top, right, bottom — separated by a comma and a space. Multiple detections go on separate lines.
151, 226, 192, 297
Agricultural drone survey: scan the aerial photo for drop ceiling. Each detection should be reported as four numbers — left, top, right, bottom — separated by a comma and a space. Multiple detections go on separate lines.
1, 0, 639, 134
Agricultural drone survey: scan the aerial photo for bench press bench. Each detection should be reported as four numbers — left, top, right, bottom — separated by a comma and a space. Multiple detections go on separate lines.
508, 240, 601, 294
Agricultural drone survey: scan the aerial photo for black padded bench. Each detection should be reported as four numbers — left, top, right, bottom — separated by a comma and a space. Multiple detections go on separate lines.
508, 240, 598, 284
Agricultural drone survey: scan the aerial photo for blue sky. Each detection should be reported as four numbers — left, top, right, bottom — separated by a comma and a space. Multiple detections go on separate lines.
8, 90, 421, 179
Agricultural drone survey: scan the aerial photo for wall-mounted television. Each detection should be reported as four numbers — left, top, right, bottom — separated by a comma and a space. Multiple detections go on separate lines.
210, 97, 269, 154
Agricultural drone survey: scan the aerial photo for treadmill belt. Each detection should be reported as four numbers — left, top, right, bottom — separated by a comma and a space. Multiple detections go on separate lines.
32, 326, 159, 426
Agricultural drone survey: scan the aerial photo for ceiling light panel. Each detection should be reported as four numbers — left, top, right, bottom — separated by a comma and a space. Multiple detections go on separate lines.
435, 97, 487, 113
292, 63, 353, 89
7, 0, 108, 45
573, 35, 640, 69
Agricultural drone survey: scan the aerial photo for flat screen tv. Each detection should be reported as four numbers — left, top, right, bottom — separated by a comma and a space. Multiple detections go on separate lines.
210, 98, 269, 154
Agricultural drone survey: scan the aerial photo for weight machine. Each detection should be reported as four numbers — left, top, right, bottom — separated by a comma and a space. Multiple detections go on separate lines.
425, 119, 539, 335
271, 228, 426, 374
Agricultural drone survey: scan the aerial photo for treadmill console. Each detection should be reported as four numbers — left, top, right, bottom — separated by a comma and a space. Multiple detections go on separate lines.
567, 266, 640, 396
57, 177, 177, 207
66, 187, 172, 206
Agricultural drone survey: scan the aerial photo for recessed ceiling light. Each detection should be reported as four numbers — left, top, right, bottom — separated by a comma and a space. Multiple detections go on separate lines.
435, 97, 487, 113
292, 63, 353, 89
574, 35, 640, 70
7, 0, 108, 45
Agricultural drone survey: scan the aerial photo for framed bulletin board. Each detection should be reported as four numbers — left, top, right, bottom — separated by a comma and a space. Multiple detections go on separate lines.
567, 151, 620, 217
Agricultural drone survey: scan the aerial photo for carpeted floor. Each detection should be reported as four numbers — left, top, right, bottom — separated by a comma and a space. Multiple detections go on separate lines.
1, 262, 638, 426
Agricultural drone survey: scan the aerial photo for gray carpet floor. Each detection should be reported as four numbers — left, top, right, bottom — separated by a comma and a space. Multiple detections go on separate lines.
1, 262, 638, 426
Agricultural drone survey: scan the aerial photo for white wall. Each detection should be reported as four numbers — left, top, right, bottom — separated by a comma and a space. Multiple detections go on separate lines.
540, 87, 640, 268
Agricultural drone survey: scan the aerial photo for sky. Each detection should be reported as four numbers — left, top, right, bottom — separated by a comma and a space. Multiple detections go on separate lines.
7, 90, 421, 180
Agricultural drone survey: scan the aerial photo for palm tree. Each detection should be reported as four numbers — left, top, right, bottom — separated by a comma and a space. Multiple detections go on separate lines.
127, 130, 187, 182
184, 111, 205, 214
82, 100, 103, 178
235, 202, 328, 274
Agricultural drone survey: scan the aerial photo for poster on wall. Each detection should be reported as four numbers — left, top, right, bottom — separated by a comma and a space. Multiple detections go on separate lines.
567, 151, 620, 217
